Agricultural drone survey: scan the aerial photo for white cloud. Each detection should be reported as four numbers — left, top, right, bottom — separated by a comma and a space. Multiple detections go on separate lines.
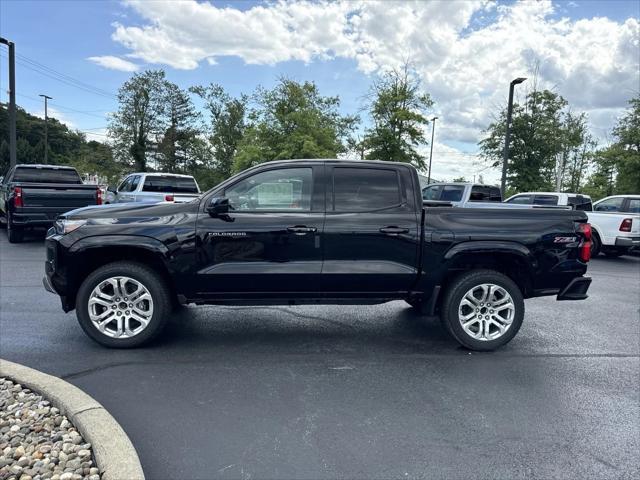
102, 0, 639, 177
88, 55, 140, 72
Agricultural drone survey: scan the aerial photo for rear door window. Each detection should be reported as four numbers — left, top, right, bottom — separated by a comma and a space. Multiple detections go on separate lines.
333, 168, 401, 212
626, 199, 640, 213
594, 197, 624, 212
12, 167, 82, 184
533, 195, 559, 206
440, 185, 465, 202
142, 176, 199, 194
470, 185, 501, 202
568, 195, 592, 211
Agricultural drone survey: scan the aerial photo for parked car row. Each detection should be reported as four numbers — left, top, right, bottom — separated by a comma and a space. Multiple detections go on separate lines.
0, 164, 202, 243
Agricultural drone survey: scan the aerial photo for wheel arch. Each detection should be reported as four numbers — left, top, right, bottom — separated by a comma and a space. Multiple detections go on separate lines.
64, 236, 177, 308
441, 241, 536, 299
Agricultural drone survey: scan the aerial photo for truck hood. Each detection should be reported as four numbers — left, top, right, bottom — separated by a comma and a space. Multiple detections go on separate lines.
60, 200, 198, 220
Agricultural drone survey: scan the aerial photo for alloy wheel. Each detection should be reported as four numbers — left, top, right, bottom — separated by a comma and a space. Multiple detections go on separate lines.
458, 283, 515, 341
87, 276, 154, 338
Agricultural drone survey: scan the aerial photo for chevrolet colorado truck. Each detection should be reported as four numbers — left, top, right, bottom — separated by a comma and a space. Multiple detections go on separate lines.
43, 160, 592, 350
1, 164, 102, 243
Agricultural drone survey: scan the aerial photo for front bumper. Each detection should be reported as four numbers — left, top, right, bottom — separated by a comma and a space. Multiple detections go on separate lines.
44, 234, 75, 312
557, 276, 592, 300
615, 236, 640, 247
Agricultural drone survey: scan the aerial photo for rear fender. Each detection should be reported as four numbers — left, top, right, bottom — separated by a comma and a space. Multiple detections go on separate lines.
444, 240, 534, 263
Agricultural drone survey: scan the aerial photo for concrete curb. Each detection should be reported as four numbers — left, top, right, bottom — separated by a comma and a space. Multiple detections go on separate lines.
0, 358, 145, 480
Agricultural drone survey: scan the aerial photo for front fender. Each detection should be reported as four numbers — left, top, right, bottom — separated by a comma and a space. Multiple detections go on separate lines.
68, 234, 171, 257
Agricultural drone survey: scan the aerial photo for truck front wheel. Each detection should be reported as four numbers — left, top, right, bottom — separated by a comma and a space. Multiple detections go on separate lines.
75, 262, 171, 348
441, 270, 524, 351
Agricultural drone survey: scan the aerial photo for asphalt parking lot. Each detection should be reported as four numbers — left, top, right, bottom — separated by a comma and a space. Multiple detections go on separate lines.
1, 230, 639, 480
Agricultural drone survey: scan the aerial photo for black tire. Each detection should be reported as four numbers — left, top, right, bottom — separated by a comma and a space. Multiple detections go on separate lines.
440, 269, 524, 351
603, 247, 626, 258
75, 261, 171, 348
590, 231, 601, 257
7, 212, 23, 243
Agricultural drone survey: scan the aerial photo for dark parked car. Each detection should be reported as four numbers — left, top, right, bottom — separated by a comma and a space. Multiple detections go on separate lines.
43, 160, 592, 350
1, 164, 102, 243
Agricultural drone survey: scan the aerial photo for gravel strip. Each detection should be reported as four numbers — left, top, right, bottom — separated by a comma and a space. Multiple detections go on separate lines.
0, 378, 101, 480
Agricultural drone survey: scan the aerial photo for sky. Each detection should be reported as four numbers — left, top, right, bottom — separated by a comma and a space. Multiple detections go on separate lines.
1, 0, 638, 183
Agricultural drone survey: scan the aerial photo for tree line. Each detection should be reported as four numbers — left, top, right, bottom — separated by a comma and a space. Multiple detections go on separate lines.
480, 85, 639, 198
1, 65, 637, 198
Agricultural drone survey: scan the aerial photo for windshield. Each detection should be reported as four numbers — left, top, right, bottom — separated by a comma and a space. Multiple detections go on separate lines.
13, 167, 82, 184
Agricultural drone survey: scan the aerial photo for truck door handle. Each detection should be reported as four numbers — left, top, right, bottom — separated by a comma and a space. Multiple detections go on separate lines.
287, 225, 317, 235
379, 226, 410, 235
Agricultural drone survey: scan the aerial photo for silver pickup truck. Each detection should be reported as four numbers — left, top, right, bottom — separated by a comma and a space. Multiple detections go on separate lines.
106, 173, 201, 204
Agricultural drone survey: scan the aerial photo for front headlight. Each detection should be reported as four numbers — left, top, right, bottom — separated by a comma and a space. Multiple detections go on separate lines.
55, 219, 88, 235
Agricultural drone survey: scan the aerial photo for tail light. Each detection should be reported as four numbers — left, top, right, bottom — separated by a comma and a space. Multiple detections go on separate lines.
578, 222, 592, 262
13, 186, 23, 208
96, 187, 103, 205
619, 218, 632, 232
165, 194, 174, 202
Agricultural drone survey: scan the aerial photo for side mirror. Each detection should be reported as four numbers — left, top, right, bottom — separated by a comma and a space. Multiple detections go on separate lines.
206, 197, 230, 217
107, 185, 117, 193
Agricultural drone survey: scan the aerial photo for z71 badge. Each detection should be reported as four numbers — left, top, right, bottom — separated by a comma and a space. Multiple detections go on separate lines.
554, 236, 577, 243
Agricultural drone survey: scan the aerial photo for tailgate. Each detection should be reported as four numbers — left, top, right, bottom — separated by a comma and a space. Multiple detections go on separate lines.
22, 185, 97, 209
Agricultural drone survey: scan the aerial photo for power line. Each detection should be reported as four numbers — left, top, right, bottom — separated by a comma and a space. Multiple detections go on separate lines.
15, 93, 110, 120
0, 51, 116, 100
15, 52, 116, 98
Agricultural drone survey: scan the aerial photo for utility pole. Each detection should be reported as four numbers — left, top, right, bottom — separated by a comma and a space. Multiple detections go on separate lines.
500, 77, 526, 196
0, 37, 16, 168
427, 116, 438, 184
39, 94, 52, 164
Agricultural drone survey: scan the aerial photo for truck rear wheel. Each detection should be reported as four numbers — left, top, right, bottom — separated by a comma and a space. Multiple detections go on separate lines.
7, 212, 23, 243
75, 262, 171, 348
441, 270, 524, 351
590, 231, 601, 257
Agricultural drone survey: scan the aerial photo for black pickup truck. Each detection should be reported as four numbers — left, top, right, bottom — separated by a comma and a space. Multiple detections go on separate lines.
1, 164, 102, 243
43, 160, 592, 350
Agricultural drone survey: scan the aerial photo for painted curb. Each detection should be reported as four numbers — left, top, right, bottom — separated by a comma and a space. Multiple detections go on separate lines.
0, 358, 145, 480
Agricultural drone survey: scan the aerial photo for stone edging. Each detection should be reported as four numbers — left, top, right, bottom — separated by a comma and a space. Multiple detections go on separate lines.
0, 359, 145, 480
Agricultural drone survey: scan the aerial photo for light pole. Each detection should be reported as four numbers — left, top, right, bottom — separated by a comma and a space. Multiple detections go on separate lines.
500, 77, 526, 196
427, 116, 438, 184
0, 37, 16, 168
39, 94, 53, 164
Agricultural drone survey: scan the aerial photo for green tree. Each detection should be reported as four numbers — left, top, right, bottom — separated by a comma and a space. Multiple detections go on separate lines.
190, 84, 247, 181
233, 78, 357, 172
1, 103, 113, 176
361, 64, 434, 168
109, 70, 166, 171
611, 96, 640, 194
583, 148, 617, 199
480, 89, 569, 193
157, 81, 200, 173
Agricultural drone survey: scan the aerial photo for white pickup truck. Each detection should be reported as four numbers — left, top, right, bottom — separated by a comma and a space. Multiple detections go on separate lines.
106, 173, 201, 204
587, 195, 640, 257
